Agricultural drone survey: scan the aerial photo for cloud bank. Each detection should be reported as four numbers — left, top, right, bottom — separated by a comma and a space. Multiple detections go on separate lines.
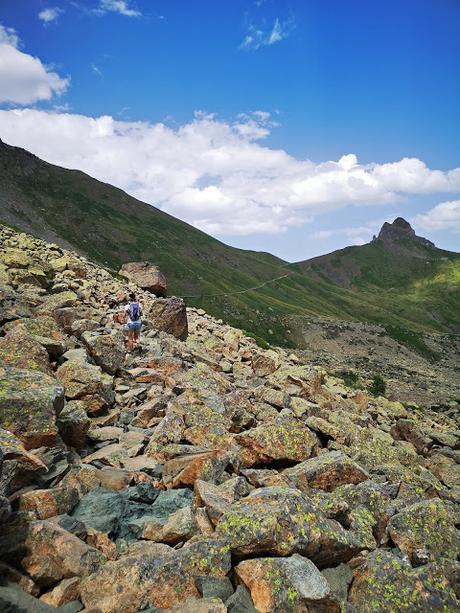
413, 200, 460, 234
0, 24, 69, 104
0, 108, 459, 236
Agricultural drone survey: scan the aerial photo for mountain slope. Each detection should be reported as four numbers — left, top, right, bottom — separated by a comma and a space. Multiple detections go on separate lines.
1, 138, 459, 346
0, 138, 287, 297
292, 218, 460, 334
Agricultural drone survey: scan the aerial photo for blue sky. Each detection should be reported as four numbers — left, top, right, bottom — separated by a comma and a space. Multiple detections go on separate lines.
0, 0, 459, 260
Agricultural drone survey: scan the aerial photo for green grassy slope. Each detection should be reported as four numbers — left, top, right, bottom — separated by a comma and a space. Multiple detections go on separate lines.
1, 139, 459, 347
292, 234, 460, 333
0, 139, 287, 299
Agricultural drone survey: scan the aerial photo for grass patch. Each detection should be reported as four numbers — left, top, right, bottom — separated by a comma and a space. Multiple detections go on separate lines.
384, 324, 441, 362
369, 374, 386, 397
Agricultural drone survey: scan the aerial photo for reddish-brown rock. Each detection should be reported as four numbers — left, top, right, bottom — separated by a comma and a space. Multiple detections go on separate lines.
236, 554, 340, 613
80, 538, 231, 613
18, 485, 79, 519
119, 261, 167, 297
22, 520, 105, 587
162, 450, 228, 488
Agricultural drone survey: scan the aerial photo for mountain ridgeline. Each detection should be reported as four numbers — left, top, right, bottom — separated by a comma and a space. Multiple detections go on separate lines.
1, 138, 459, 347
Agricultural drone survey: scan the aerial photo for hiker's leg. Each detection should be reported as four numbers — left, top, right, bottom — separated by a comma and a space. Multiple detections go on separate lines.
128, 329, 134, 351
134, 328, 140, 348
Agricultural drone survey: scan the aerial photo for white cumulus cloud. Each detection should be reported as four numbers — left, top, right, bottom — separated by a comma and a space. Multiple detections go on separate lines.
0, 24, 69, 104
413, 200, 460, 234
38, 8, 63, 24
98, 0, 141, 17
0, 108, 459, 237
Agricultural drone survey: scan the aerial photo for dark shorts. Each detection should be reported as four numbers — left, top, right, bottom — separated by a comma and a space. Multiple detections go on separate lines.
127, 321, 142, 331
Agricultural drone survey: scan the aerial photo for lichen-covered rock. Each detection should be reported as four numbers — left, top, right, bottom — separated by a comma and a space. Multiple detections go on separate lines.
216, 487, 362, 566
79, 538, 231, 612
150, 412, 185, 445
82, 332, 125, 375
0, 367, 64, 449
348, 550, 460, 612
146, 297, 188, 340
158, 597, 228, 612
56, 359, 114, 407
388, 499, 460, 564
314, 480, 395, 549
22, 520, 105, 587
390, 418, 432, 454
235, 554, 340, 613
3, 316, 68, 357
284, 451, 370, 492
234, 418, 319, 467
18, 485, 79, 519
426, 453, 460, 489
0, 328, 51, 373
36, 291, 78, 315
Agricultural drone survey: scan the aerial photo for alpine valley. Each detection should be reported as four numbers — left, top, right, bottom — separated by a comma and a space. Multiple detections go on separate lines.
1, 138, 459, 410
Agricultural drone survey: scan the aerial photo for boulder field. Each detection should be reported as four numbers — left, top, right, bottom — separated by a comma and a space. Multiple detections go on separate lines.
0, 223, 459, 612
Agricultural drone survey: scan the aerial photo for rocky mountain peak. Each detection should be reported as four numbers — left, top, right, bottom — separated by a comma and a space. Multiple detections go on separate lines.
377, 217, 434, 248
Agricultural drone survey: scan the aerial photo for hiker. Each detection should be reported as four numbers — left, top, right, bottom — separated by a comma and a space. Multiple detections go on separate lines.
125, 292, 143, 351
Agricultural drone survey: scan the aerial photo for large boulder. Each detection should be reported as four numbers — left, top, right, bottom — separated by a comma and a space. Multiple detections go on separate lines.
348, 550, 459, 612
146, 297, 188, 340
161, 449, 230, 488
235, 555, 340, 613
0, 327, 51, 373
56, 360, 114, 409
251, 350, 280, 377
3, 316, 68, 357
284, 451, 370, 492
0, 367, 65, 449
234, 418, 319, 468
18, 485, 79, 520
215, 487, 363, 566
0, 583, 61, 613
82, 332, 125, 375
36, 291, 78, 315
119, 261, 167, 297
79, 538, 231, 612
388, 499, 460, 564
22, 520, 105, 587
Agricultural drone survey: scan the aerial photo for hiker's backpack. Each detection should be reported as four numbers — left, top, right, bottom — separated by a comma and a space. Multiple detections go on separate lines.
129, 302, 141, 321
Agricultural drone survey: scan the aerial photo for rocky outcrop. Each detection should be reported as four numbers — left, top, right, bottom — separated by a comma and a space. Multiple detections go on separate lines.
119, 261, 167, 297
0, 367, 65, 449
146, 297, 188, 340
0, 223, 459, 612
377, 217, 435, 248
